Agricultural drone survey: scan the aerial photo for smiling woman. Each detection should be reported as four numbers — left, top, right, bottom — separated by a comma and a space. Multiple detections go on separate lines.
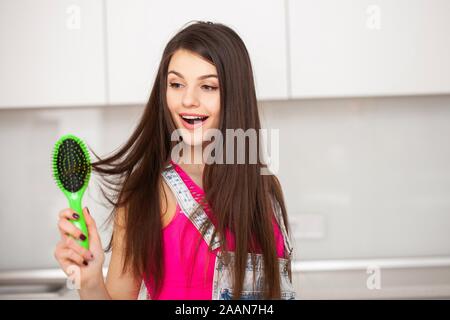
54, 20, 296, 300
166, 50, 221, 142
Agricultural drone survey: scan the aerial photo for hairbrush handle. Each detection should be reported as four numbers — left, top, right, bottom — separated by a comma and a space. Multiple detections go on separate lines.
67, 192, 89, 250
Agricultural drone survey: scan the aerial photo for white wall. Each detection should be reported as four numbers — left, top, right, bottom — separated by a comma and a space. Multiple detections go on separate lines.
259, 95, 450, 261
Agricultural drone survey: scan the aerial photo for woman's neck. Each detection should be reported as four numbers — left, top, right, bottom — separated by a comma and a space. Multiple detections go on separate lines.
175, 143, 205, 177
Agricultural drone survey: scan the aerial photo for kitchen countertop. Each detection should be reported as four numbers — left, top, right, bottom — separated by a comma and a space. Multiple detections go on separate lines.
2, 256, 450, 299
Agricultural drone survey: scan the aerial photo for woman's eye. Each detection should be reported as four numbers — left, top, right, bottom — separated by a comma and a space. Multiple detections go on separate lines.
169, 82, 182, 89
202, 85, 218, 91
169, 83, 217, 91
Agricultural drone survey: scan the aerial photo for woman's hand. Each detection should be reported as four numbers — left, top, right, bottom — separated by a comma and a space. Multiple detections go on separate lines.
54, 207, 105, 290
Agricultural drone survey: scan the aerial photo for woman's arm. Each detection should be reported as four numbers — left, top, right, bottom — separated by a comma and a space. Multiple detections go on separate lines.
78, 206, 141, 300
105, 206, 142, 299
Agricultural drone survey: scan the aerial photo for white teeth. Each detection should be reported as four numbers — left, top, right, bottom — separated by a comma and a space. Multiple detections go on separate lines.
181, 115, 207, 120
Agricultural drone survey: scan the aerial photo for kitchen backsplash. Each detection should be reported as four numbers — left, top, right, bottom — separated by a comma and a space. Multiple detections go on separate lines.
1, 94, 449, 270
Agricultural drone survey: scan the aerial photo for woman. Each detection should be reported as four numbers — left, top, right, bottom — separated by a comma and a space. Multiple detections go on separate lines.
54, 21, 295, 300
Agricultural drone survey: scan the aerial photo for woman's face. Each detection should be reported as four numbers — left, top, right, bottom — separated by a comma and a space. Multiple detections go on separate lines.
166, 49, 221, 146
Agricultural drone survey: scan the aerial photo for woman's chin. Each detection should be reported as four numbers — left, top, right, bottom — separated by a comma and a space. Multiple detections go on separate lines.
179, 135, 205, 147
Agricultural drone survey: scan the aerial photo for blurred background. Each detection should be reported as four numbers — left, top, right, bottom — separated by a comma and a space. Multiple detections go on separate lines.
0, 0, 449, 299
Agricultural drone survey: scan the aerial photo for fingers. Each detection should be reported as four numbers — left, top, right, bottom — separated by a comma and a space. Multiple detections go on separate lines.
58, 217, 87, 241
58, 208, 81, 221
54, 241, 89, 269
65, 236, 94, 262
59, 228, 69, 240
82, 207, 95, 229
60, 247, 86, 266
82, 207, 101, 245
55, 208, 103, 277
57, 207, 103, 258
57, 209, 80, 241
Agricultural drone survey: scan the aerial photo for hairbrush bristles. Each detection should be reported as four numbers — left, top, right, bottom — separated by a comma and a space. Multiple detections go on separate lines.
52, 134, 91, 194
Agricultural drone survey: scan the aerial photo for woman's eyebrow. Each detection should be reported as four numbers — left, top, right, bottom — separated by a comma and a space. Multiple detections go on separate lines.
168, 70, 218, 80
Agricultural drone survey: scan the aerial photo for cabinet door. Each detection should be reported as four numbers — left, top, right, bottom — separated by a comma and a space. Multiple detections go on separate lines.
106, 0, 288, 104
0, 0, 105, 108
288, 0, 450, 98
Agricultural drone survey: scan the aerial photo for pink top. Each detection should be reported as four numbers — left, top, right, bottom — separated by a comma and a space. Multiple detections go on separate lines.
144, 161, 285, 300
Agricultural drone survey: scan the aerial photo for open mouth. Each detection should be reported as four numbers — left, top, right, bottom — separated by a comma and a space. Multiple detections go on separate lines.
180, 115, 209, 124
179, 114, 209, 129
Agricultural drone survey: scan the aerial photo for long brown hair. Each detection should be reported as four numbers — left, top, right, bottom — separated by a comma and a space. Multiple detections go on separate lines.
90, 21, 292, 299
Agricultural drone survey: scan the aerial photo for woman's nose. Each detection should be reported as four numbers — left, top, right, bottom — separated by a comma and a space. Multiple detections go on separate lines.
182, 87, 200, 108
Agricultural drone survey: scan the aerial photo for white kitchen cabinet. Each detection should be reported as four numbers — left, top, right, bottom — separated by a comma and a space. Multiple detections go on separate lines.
288, 0, 450, 98
0, 0, 106, 108
106, 0, 288, 104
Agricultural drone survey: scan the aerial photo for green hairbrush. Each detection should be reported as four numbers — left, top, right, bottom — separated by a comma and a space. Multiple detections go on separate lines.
52, 134, 91, 249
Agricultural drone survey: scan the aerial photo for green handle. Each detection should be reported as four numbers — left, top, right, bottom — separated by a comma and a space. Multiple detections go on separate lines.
67, 192, 89, 250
